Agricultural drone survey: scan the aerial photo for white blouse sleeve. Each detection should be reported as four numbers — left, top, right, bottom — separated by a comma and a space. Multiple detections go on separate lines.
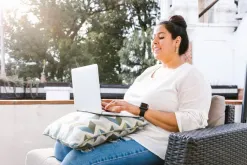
175, 69, 212, 132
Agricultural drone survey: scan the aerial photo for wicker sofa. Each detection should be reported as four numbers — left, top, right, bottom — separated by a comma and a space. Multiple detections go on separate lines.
164, 105, 247, 165
26, 104, 247, 165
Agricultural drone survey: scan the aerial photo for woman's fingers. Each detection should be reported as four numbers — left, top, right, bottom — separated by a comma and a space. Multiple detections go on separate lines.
101, 100, 115, 108
105, 106, 123, 113
101, 101, 108, 107
104, 100, 117, 109
102, 99, 112, 103
102, 100, 130, 113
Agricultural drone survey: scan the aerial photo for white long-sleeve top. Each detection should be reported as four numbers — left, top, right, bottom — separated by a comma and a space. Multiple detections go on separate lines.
124, 63, 212, 160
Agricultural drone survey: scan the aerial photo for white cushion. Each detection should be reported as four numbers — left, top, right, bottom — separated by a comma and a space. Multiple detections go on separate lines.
25, 148, 61, 165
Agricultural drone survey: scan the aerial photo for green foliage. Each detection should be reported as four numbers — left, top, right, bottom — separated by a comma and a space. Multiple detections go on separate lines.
4, 0, 159, 84
118, 0, 160, 84
118, 28, 157, 84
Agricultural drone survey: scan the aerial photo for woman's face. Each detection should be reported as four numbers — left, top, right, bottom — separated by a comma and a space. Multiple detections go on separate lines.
152, 25, 180, 63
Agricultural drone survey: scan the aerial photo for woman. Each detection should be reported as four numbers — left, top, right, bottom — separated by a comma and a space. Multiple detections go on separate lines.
54, 15, 212, 165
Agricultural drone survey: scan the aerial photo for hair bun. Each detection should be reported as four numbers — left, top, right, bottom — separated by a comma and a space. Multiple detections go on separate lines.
169, 15, 187, 29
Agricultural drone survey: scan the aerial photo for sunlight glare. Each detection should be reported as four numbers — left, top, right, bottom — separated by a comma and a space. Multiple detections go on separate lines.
0, 0, 20, 9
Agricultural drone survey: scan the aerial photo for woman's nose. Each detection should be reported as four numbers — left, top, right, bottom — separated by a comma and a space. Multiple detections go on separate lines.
152, 37, 158, 45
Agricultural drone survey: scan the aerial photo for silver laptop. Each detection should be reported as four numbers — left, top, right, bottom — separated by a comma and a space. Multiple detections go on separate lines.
71, 64, 137, 117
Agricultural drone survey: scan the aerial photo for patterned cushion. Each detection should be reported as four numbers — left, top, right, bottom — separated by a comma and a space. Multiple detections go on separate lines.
43, 112, 147, 150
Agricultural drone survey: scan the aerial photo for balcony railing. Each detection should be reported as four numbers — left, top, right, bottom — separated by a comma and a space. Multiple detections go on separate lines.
0, 81, 239, 100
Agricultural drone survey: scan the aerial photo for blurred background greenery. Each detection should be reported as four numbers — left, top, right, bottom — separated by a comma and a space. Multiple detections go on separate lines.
3, 0, 160, 84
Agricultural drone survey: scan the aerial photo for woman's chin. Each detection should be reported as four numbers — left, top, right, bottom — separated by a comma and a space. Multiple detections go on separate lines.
153, 53, 161, 60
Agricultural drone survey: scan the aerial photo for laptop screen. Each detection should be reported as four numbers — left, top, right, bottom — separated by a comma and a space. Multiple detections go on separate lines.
241, 64, 247, 123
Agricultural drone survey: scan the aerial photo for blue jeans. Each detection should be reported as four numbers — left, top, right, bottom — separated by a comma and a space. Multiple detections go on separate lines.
54, 139, 164, 165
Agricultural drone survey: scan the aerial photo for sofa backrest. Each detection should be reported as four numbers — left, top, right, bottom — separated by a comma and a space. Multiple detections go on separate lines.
207, 95, 226, 127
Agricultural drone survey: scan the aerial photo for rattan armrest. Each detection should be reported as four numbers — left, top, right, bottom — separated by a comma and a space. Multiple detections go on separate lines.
164, 123, 247, 165
225, 105, 235, 124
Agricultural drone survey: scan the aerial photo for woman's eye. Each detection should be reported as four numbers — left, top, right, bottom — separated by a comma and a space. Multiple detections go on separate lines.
158, 36, 165, 39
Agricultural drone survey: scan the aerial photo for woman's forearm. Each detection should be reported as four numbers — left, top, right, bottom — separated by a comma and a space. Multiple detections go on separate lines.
129, 106, 179, 132
145, 110, 179, 132
103, 100, 179, 132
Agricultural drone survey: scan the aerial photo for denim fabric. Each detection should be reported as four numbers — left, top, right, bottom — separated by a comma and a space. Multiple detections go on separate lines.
54, 139, 164, 165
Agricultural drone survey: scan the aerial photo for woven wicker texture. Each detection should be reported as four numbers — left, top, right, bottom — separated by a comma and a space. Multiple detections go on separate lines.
225, 105, 235, 124
164, 105, 247, 165
165, 123, 247, 165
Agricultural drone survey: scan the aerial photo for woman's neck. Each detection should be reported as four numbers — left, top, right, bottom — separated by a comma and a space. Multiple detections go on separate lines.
161, 56, 184, 69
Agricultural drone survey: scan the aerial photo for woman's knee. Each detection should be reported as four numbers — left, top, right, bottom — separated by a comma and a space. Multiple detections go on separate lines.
54, 141, 73, 162
61, 149, 88, 165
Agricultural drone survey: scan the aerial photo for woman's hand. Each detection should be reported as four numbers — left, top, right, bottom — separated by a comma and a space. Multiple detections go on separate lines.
101, 99, 112, 110
101, 99, 179, 132
101, 100, 140, 115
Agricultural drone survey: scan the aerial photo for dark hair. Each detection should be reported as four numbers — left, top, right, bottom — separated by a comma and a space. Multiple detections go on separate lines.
159, 15, 189, 56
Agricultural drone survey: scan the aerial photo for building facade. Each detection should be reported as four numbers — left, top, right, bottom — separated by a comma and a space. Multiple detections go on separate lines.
159, 0, 247, 88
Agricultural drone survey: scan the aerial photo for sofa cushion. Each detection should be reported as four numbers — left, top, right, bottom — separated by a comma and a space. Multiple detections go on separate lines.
43, 112, 147, 151
25, 148, 61, 165
207, 95, 226, 127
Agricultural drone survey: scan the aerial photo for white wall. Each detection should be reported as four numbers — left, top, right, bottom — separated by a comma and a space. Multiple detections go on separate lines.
0, 104, 75, 165
191, 14, 247, 88
0, 102, 243, 165
233, 13, 247, 88
191, 24, 236, 86
191, 20, 247, 88
159, 0, 247, 88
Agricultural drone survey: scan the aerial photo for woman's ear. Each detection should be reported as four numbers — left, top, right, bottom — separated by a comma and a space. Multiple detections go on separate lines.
175, 36, 182, 47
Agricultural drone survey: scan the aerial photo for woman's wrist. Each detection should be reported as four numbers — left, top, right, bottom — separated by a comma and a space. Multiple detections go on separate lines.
128, 105, 141, 116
